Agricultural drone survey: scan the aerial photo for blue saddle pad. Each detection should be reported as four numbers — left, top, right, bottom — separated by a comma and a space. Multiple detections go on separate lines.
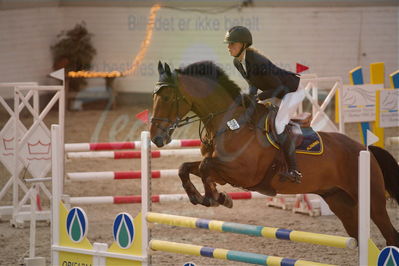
266, 127, 324, 155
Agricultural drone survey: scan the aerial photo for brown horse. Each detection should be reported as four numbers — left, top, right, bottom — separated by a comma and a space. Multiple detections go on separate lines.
150, 61, 399, 247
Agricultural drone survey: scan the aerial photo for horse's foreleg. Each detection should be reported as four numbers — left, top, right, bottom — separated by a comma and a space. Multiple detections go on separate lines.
199, 158, 233, 208
178, 161, 205, 205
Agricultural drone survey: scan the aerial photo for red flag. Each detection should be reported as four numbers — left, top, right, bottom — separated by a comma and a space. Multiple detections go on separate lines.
296, 63, 309, 73
135, 109, 149, 124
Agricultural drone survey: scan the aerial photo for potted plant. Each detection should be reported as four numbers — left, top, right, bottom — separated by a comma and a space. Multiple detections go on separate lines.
51, 21, 96, 92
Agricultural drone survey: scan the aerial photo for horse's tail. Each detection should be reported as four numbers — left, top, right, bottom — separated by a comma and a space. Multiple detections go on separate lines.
369, 145, 399, 205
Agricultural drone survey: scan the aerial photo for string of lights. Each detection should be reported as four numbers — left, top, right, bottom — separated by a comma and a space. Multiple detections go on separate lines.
68, 4, 161, 79
67, 1, 251, 79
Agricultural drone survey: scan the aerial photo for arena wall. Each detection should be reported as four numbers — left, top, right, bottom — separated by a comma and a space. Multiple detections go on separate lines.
0, 3, 397, 98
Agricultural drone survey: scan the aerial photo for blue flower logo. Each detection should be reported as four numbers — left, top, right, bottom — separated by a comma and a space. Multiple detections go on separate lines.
66, 207, 88, 243
378, 246, 399, 266
113, 213, 135, 249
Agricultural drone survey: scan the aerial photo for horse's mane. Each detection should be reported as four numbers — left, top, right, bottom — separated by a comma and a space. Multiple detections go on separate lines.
176, 61, 242, 99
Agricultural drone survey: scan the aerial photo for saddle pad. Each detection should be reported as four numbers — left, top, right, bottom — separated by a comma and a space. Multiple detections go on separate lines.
266, 127, 324, 155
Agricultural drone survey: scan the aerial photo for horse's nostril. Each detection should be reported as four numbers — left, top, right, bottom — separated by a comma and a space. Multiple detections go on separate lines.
152, 136, 164, 147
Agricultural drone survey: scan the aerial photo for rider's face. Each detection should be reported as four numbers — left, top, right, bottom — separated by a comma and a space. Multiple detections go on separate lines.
227, 42, 244, 57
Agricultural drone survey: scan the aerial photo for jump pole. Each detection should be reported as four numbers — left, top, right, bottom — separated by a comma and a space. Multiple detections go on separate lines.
66, 148, 201, 159
146, 212, 357, 249
64, 139, 201, 151
67, 191, 271, 205
149, 239, 334, 266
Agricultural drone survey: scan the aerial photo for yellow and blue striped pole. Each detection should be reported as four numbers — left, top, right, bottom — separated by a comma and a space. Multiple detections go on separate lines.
150, 240, 336, 266
146, 212, 357, 249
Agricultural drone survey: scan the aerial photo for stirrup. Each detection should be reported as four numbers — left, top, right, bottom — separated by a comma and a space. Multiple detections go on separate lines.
280, 170, 302, 183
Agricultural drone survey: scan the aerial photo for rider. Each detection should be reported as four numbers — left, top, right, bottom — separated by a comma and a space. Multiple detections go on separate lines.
224, 25, 304, 183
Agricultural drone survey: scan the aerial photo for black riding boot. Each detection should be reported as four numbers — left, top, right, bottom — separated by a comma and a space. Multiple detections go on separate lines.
277, 126, 302, 183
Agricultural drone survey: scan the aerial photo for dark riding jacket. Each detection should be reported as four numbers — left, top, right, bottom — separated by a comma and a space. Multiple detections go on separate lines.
233, 48, 300, 100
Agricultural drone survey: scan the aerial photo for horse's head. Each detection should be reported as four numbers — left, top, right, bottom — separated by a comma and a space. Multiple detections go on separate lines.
150, 61, 192, 147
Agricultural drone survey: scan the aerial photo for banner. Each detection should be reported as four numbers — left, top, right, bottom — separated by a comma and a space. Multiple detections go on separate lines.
341, 84, 381, 123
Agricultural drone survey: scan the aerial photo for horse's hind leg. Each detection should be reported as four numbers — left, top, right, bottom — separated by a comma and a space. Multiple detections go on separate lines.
199, 158, 233, 208
178, 159, 232, 208
322, 188, 399, 247
320, 189, 359, 239
370, 186, 399, 247
178, 161, 226, 207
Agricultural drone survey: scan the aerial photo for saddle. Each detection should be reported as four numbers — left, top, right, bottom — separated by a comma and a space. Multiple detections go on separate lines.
264, 103, 323, 155
264, 104, 307, 147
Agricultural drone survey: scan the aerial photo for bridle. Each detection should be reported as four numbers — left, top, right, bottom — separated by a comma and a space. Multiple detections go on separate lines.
150, 73, 229, 144
151, 75, 198, 137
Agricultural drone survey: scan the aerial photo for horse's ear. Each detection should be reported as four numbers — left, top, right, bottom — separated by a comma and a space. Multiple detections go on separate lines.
164, 63, 172, 76
158, 61, 164, 74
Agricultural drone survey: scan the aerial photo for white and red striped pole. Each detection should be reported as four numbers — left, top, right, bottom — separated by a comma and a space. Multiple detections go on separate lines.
66, 149, 201, 159
68, 192, 270, 205
67, 169, 178, 181
65, 139, 201, 152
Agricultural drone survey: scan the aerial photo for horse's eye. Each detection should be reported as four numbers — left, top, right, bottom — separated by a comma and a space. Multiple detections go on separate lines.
163, 96, 170, 102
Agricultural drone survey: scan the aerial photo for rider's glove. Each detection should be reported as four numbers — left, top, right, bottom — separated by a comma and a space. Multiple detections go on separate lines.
248, 85, 258, 96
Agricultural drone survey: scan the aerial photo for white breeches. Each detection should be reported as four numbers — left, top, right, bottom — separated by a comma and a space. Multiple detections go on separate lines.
275, 89, 306, 135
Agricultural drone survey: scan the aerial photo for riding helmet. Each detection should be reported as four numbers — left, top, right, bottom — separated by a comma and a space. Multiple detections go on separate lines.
224, 26, 252, 46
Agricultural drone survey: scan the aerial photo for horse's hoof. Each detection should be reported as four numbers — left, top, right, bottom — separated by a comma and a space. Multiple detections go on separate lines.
188, 195, 199, 205
202, 197, 211, 207
203, 197, 219, 207
219, 192, 233, 208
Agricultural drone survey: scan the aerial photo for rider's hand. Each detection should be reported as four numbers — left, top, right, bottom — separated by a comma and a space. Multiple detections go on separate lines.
248, 85, 258, 96
258, 91, 273, 100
